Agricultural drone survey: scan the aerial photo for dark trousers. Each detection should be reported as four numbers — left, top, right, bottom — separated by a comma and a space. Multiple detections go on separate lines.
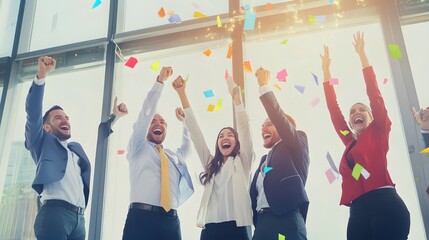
200, 221, 250, 240
122, 208, 181, 240
34, 204, 85, 240
253, 209, 307, 240
347, 188, 410, 240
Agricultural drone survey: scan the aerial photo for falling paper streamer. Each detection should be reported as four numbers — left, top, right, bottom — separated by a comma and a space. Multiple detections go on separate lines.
383, 78, 388, 84
312, 72, 319, 86
193, 11, 207, 18
150, 61, 161, 72
326, 152, 339, 174
203, 90, 215, 98
388, 44, 402, 59
276, 69, 288, 82
203, 49, 212, 56
274, 84, 282, 91
310, 97, 320, 108
51, 13, 58, 32
329, 78, 339, 85
315, 15, 326, 24
217, 15, 222, 27
114, 42, 125, 62
340, 130, 350, 136
265, 3, 273, 10
420, 147, 429, 153
294, 85, 305, 94
168, 14, 182, 24
185, 74, 190, 82
225, 69, 230, 80
243, 61, 252, 73
158, 7, 166, 18
352, 163, 363, 180
325, 168, 336, 184
280, 39, 288, 44
207, 104, 215, 112
264, 166, 273, 174
243, 12, 256, 30
117, 149, 126, 155
92, 0, 102, 9
278, 233, 285, 240
215, 99, 223, 111
226, 44, 232, 59
125, 57, 138, 68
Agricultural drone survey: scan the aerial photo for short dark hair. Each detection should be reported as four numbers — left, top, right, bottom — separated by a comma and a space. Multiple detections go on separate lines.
43, 105, 63, 124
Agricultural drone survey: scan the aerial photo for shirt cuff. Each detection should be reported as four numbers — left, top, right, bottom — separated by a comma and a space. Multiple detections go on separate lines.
259, 85, 272, 96
235, 104, 245, 113
422, 129, 429, 134
33, 76, 45, 85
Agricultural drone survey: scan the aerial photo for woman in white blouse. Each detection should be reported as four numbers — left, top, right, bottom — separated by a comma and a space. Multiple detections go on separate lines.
172, 75, 255, 240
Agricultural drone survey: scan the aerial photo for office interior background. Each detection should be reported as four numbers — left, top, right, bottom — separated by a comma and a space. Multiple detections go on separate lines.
1, 0, 429, 239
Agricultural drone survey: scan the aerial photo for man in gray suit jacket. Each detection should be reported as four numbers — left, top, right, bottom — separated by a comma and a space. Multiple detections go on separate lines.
25, 56, 127, 240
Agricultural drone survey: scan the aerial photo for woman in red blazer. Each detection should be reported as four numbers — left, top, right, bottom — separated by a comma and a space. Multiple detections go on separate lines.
320, 32, 410, 240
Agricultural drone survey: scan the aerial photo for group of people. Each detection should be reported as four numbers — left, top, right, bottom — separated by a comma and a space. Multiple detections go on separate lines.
25, 31, 422, 240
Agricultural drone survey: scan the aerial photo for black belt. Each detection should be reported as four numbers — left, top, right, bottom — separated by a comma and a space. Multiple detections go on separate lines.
257, 208, 272, 215
129, 203, 177, 217
43, 200, 85, 215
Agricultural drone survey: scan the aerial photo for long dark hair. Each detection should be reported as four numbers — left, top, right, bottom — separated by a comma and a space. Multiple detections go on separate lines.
199, 127, 240, 185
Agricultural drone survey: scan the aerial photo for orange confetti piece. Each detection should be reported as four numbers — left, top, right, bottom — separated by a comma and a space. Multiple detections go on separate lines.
243, 61, 252, 73
193, 11, 207, 18
158, 7, 166, 18
207, 104, 215, 112
264, 3, 273, 10
226, 44, 232, 59
203, 49, 212, 56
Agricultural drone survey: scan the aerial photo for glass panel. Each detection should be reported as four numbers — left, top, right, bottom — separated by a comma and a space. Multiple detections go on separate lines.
0, 0, 20, 57
402, 21, 429, 117
117, 0, 229, 33
22, 0, 108, 52
0, 63, 105, 239
397, 0, 429, 16
243, 23, 425, 239
103, 40, 233, 240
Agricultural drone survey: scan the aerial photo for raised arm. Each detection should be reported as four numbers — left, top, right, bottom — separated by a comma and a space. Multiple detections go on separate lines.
321, 46, 354, 145
413, 107, 429, 148
25, 56, 56, 155
99, 97, 128, 138
354, 32, 390, 132
226, 77, 254, 173
255, 67, 301, 149
172, 76, 213, 167
127, 67, 172, 159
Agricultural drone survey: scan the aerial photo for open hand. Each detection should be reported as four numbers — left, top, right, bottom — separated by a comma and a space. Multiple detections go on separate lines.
320, 45, 331, 78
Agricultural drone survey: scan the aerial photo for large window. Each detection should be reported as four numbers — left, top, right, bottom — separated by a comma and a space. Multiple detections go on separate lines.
103, 40, 234, 240
243, 23, 426, 239
0, 0, 20, 57
0, 62, 105, 239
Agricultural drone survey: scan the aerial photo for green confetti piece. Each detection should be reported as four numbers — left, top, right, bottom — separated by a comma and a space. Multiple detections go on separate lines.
185, 74, 189, 82
279, 233, 285, 240
388, 44, 402, 59
280, 39, 288, 44
352, 163, 363, 180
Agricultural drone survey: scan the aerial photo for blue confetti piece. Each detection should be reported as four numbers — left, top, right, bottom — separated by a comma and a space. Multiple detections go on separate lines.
328, 0, 334, 3
263, 166, 273, 174
92, 0, 102, 9
312, 72, 319, 86
294, 85, 305, 94
244, 3, 251, 12
244, 12, 256, 31
168, 14, 182, 24
203, 90, 215, 98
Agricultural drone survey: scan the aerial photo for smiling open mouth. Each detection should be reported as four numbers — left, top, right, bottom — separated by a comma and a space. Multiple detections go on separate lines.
153, 129, 163, 135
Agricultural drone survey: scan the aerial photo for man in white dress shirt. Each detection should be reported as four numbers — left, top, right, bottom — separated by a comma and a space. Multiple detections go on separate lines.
122, 67, 194, 240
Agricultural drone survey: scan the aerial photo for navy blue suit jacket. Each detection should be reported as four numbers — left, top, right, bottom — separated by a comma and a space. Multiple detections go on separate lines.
25, 82, 91, 206
250, 91, 310, 225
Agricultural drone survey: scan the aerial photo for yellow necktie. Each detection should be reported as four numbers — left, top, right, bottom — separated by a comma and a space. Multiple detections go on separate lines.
155, 145, 171, 212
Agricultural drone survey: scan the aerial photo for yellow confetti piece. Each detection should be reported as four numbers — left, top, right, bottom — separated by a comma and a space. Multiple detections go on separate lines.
388, 44, 402, 59
215, 99, 223, 111
216, 15, 222, 27
280, 39, 288, 44
203, 49, 212, 56
340, 130, 350, 136
150, 60, 160, 72
420, 147, 429, 153
207, 104, 215, 112
193, 11, 207, 18
308, 15, 317, 24
167, 10, 175, 16
278, 233, 285, 240
274, 84, 282, 91
243, 61, 252, 73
